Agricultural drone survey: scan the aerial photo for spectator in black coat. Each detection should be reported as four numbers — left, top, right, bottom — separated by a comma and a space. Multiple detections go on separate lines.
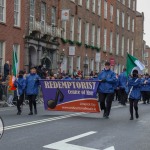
4, 61, 10, 81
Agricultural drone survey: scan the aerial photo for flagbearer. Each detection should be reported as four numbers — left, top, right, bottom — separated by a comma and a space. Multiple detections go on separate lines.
14, 70, 26, 115
97, 62, 117, 119
26, 67, 41, 115
128, 70, 141, 120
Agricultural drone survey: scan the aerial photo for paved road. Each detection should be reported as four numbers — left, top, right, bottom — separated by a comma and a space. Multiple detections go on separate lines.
0, 102, 150, 150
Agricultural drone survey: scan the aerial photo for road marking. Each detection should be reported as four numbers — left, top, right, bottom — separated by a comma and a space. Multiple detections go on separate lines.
4, 112, 86, 131
43, 131, 99, 150
43, 131, 115, 150
104, 146, 115, 150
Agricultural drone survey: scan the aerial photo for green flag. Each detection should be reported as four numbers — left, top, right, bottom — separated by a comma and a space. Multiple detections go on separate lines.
12, 49, 18, 77
126, 53, 145, 75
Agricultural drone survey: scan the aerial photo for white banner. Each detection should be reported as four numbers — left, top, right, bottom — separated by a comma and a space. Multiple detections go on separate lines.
95, 53, 100, 62
61, 9, 70, 21
69, 46, 75, 56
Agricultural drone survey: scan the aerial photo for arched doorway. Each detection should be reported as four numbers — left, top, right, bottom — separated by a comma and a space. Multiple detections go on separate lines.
29, 46, 37, 69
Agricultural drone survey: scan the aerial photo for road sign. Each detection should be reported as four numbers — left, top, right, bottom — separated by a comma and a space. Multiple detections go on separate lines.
43, 131, 115, 150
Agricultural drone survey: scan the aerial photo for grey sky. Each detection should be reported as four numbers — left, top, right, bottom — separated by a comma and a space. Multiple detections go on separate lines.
137, 0, 150, 46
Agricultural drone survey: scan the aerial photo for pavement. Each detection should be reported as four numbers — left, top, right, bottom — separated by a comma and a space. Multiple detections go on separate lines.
0, 101, 150, 150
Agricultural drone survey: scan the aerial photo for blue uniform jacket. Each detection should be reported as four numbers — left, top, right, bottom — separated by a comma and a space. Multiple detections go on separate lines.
14, 77, 26, 96
118, 71, 128, 90
97, 69, 116, 93
141, 78, 150, 91
128, 77, 141, 100
26, 73, 40, 95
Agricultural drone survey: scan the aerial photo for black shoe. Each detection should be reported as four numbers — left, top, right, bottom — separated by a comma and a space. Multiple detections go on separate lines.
34, 109, 37, 115
130, 117, 134, 120
143, 102, 146, 104
17, 111, 21, 115
105, 115, 109, 119
28, 112, 33, 115
103, 113, 106, 118
135, 113, 139, 119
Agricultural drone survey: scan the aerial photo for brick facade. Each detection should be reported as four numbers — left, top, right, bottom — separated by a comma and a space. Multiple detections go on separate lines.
0, 0, 144, 76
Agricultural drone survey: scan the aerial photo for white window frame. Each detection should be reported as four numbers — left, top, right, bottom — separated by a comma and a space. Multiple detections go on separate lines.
77, 18, 82, 42
68, 56, 73, 74
145, 52, 148, 57
86, 0, 90, 10
70, 16, 74, 41
110, 32, 113, 53
96, 62, 100, 73
122, 12, 125, 28
29, 0, 35, 30
97, 27, 100, 47
78, 0, 82, 6
0, 41, 5, 73
121, 36, 124, 56
51, 6, 56, 25
0, 0, 6, 23
117, 9, 119, 26
133, 1, 136, 11
91, 25, 95, 46
122, 0, 125, 5
127, 38, 130, 53
104, 0, 107, 19
128, 16, 130, 30
92, 0, 96, 13
90, 59, 94, 72
104, 28, 107, 51
116, 34, 119, 55
110, 5, 113, 22
85, 22, 89, 44
131, 40, 134, 55
14, 0, 21, 27
76, 56, 81, 70
132, 19, 134, 32
98, 0, 101, 16
41, 2, 46, 32
128, 0, 131, 8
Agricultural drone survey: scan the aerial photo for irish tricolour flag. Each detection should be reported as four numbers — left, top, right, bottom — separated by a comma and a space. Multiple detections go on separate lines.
9, 49, 18, 90
126, 53, 145, 75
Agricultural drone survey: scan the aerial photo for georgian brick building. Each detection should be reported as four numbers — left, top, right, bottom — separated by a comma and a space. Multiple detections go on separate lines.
1, 0, 143, 76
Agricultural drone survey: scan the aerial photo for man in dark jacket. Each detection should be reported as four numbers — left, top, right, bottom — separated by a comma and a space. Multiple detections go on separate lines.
4, 61, 10, 81
98, 62, 117, 119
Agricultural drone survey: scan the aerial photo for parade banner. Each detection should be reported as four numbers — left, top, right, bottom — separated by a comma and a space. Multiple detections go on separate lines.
40, 80, 100, 113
